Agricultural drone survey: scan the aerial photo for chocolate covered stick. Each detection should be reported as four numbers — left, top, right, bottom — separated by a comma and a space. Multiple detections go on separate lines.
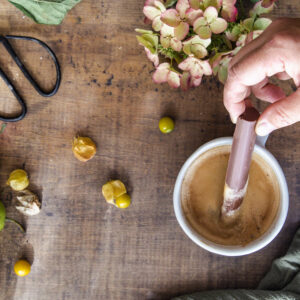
222, 107, 260, 217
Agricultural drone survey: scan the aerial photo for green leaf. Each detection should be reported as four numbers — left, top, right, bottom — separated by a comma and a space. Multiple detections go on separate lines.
8, 0, 82, 25
136, 36, 156, 53
135, 29, 154, 35
143, 33, 159, 49
0, 202, 6, 231
164, 0, 177, 8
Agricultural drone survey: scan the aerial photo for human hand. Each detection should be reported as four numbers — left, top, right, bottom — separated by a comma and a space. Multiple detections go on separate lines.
223, 18, 300, 136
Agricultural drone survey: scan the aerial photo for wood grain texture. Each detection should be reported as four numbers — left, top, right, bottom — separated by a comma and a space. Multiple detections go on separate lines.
0, 1, 299, 299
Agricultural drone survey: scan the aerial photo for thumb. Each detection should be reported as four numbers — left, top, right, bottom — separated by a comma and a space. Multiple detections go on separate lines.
256, 89, 300, 136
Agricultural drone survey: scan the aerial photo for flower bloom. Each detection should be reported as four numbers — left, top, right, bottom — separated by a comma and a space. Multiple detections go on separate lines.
179, 56, 212, 82
153, 63, 180, 88
160, 24, 182, 51
143, 0, 166, 31
161, 0, 202, 41
193, 6, 227, 39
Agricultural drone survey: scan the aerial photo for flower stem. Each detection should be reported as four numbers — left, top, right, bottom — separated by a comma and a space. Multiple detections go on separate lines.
5, 218, 25, 233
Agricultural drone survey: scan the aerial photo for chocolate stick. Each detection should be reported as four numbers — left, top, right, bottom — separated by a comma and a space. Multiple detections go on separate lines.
222, 106, 260, 217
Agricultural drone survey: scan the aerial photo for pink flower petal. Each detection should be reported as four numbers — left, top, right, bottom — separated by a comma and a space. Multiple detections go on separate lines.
178, 57, 194, 71
160, 24, 174, 36
143, 6, 161, 21
145, 47, 159, 67
154, 0, 166, 12
157, 62, 170, 70
167, 71, 180, 88
204, 6, 218, 23
176, 0, 190, 19
201, 60, 212, 76
180, 71, 191, 90
191, 76, 202, 87
222, 6, 238, 22
210, 18, 227, 34
152, 15, 163, 31
152, 63, 170, 83
185, 8, 203, 25
221, 0, 237, 22
161, 9, 181, 27
170, 38, 182, 51
174, 21, 189, 40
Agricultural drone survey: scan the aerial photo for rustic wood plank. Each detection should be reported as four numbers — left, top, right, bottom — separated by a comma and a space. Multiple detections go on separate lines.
0, 0, 299, 299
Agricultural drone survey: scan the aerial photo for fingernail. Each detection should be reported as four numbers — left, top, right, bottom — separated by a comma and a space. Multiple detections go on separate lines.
256, 121, 275, 136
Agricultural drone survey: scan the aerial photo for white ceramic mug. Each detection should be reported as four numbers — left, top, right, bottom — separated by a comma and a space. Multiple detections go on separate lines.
173, 136, 289, 256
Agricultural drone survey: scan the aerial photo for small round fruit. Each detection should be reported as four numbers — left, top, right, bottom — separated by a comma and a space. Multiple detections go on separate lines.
7, 169, 29, 191
72, 136, 96, 162
14, 260, 31, 277
115, 194, 131, 209
159, 117, 174, 134
102, 180, 127, 205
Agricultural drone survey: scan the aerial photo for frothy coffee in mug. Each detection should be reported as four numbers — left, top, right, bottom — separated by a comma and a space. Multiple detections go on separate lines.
181, 145, 280, 246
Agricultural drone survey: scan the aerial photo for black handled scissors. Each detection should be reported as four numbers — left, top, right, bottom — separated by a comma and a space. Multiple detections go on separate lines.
0, 35, 61, 122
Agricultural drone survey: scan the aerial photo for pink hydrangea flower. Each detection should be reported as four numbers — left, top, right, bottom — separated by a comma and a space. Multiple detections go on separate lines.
178, 56, 212, 80
180, 71, 203, 90
250, 0, 276, 16
153, 63, 180, 88
193, 6, 227, 39
161, 0, 203, 41
160, 24, 182, 51
221, 0, 238, 22
182, 35, 211, 58
143, 0, 166, 31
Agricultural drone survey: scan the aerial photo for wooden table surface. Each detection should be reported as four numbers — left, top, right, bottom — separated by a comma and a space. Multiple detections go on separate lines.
0, 1, 299, 299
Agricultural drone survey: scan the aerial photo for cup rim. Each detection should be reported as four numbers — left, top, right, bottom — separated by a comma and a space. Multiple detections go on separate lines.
173, 137, 289, 256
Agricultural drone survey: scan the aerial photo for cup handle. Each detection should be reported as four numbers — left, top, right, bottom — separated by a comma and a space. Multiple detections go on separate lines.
256, 134, 269, 148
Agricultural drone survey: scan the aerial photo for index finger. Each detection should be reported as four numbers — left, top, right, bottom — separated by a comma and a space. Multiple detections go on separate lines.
224, 43, 286, 122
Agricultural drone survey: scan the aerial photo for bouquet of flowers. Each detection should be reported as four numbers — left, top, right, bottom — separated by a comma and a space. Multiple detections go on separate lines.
136, 0, 276, 90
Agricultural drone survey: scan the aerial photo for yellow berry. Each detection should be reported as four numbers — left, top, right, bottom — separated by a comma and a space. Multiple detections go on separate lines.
7, 169, 29, 191
14, 260, 31, 277
102, 180, 127, 205
72, 136, 96, 162
115, 193, 131, 209
159, 117, 174, 134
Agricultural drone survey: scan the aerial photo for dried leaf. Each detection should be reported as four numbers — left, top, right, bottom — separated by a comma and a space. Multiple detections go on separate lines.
8, 0, 82, 25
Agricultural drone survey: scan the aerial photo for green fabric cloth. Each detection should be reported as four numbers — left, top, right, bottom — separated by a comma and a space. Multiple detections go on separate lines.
173, 228, 300, 300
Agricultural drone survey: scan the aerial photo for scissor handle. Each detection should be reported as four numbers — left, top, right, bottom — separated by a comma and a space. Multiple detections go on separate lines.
3, 35, 61, 97
0, 35, 61, 122
0, 67, 26, 122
